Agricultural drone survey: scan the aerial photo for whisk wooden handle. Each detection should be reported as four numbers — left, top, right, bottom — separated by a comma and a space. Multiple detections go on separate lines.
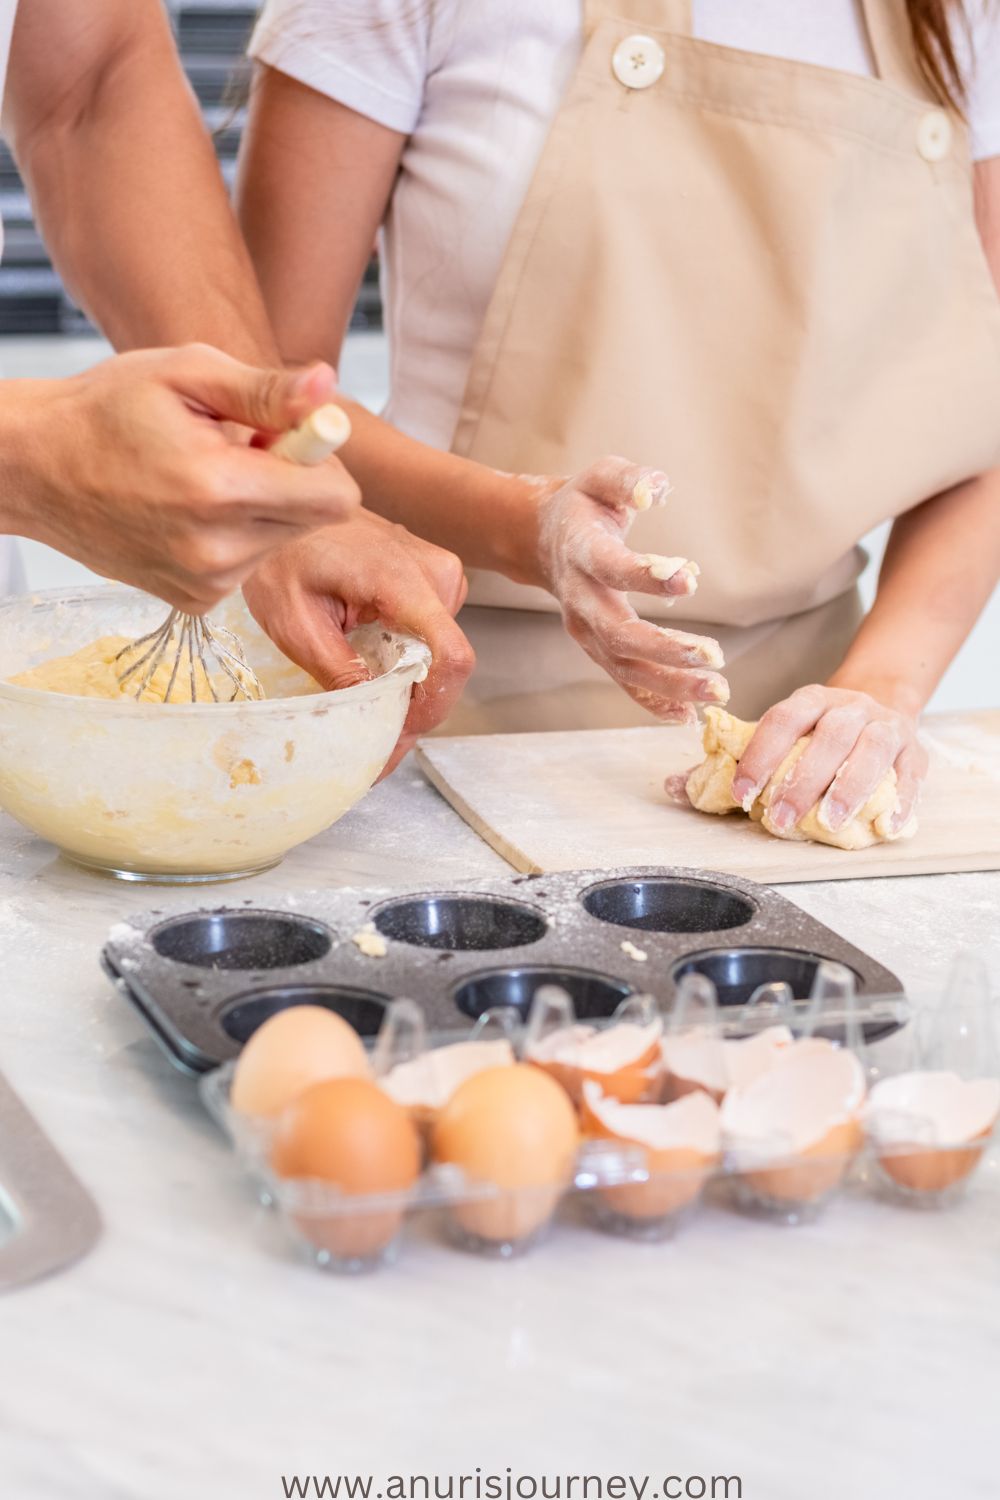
270, 403, 352, 466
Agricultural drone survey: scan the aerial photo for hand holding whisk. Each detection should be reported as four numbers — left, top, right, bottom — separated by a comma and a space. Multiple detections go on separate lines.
115, 404, 352, 702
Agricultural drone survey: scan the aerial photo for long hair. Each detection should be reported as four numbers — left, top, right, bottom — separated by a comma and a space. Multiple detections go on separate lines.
906, 0, 971, 108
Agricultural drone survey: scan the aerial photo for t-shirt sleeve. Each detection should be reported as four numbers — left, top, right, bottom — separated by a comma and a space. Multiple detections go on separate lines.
249, 0, 432, 136
965, 1, 1000, 160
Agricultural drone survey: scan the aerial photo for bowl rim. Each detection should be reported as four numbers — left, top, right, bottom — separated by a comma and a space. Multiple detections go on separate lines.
0, 585, 432, 715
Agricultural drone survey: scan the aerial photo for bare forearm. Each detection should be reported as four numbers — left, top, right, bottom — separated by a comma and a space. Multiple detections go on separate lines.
7, 2, 277, 363
338, 400, 544, 581
829, 470, 1000, 715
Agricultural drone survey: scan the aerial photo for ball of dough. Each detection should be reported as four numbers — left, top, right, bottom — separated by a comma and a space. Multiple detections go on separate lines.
683, 707, 916, 850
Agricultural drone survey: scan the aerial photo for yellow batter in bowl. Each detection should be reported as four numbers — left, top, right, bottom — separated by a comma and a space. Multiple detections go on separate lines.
0, 587, 430, 882
12, 634, 220, 702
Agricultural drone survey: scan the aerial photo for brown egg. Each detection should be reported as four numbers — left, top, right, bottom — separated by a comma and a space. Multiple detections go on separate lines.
271, 1077, 421, 1260
230, 1005, 370, 1118
580, 1082, 721, 1221
432, 1064, 579, 1245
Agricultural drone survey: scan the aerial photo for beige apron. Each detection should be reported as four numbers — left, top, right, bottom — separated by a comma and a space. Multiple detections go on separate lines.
442, 0, 1000, 733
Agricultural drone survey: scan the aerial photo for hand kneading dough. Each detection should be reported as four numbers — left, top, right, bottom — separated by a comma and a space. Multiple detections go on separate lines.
684, 707, 917, 850
9, 635, 248, 703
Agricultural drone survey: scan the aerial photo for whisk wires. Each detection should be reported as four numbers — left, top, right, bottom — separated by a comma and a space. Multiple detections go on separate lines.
115, 611, 265, 703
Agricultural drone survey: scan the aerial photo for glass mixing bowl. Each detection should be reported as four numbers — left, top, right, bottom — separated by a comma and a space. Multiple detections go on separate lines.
0, 586, 430, 882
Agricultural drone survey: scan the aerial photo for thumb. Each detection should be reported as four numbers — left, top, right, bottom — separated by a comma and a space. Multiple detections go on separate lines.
172, 347, 339, 435
244, 586, 373, 692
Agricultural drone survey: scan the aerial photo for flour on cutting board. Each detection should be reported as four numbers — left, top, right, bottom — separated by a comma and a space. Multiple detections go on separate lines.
922, 719, 1000, 777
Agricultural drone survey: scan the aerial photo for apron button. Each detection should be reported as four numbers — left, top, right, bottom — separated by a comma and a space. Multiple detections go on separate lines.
916, 109, 952, 162
612, 34, 666, 90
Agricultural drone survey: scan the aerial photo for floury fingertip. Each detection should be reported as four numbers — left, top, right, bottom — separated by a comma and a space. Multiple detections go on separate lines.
732, 777, 760, 813
639, 554, 699, 589
630, 472, 672, 511
698, 677, 730, 704
817, 795, 848, 832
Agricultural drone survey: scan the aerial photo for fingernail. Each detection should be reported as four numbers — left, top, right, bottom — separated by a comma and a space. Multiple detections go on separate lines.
631, 472, 672, 511
328, 656, 372, 690
768, 799, 796, 832
641, 553, 689, 583
698, 678, 730, 704
732, 777, 760, 812
681, 642, 726, 671
817, 795, 848, 832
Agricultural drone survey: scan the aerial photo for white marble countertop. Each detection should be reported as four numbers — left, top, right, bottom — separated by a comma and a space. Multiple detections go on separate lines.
1, 764, 997, 1500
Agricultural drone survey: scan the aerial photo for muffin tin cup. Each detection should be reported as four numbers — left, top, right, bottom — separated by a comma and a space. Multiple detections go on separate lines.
103, 866, 906, 1074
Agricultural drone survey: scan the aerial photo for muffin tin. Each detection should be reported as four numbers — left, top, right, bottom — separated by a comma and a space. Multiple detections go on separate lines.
102, 866, 906, 1074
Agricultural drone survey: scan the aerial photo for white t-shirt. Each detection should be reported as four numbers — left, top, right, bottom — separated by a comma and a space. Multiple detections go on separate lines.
252, 0, 1000, 453
0, 0, 20, 596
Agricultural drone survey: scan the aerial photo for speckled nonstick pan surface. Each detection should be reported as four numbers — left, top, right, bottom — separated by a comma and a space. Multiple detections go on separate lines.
102, 866, 905, 1076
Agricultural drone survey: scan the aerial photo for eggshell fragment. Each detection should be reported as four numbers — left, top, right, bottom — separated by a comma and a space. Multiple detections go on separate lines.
527, 1019, 663, 1106
230, 1006, 371, 1118
432, 1064, 579, 1244
866, 1071, 1000, 1193
581, 1081, 721, 1220
662, 1025, 794, 1102
271, 1077, 421, 1260
721, 1045, 865, 1204
380, 1038, 515, 1136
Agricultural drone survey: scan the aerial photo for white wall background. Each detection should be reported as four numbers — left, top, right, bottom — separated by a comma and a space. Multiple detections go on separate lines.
3, 333, 996, 714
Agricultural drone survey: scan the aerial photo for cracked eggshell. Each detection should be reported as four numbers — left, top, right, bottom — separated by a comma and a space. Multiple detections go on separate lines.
721, 1046, 865, 1203
432, 1064, 579, 1243
662, 1025, 794, 1103
866, 1071, 1000, 1193
581, 1081, 721, 1219
231, 1005, 371, 1118
527, 1019, 663, 1107
379, 1038, 515, 1139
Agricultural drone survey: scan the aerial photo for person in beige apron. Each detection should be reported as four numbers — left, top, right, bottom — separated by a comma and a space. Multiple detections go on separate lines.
239, 0, 1000, 836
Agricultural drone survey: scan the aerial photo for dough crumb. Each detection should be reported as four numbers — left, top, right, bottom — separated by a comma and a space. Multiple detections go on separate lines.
351, 924, 388, 959
680, 707, 917, 850
620, 939, 648, 963
229, 759, 261, 789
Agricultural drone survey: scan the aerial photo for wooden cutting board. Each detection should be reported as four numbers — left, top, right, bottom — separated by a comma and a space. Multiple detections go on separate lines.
416, 710, 1000, 882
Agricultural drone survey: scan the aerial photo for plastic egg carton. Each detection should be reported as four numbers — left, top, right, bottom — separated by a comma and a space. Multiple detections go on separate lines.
198, 1047, 723, 1272
195, 961, 999, 1275
101, 865, 905, 1075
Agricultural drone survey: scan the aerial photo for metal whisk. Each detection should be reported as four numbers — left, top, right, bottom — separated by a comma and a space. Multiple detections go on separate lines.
115, 403, 352, 703
115, 609, 266, 703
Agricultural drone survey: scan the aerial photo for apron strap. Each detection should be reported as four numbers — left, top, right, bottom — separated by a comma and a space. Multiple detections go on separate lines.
858, 0, 935, 100
583, 0, 692, 41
